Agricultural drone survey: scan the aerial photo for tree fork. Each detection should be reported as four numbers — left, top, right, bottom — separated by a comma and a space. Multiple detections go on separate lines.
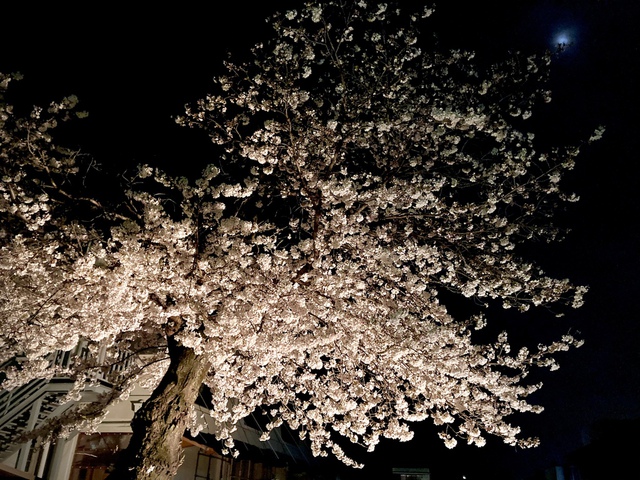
108, 322, 211, 480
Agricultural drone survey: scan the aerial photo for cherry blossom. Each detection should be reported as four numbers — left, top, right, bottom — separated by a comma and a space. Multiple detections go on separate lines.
0, 2, 597, 478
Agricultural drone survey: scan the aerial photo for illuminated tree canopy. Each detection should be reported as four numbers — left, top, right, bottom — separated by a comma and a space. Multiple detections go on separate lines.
0, 2, 597, 479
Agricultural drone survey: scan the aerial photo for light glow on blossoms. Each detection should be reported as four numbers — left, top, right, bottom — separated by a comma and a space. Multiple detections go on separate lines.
0, 1, 599, 475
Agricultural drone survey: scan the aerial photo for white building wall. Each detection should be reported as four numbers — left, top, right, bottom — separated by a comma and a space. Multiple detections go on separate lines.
2, 379, 313, 480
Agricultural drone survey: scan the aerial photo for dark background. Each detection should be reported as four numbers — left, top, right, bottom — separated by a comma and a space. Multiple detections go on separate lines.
2, 1, 639, 479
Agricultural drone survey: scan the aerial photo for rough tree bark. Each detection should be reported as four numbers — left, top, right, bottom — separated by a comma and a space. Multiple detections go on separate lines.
107, 322, 211, 480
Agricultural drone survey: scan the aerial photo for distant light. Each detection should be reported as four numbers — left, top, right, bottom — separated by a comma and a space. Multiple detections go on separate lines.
550, 26, 578, 50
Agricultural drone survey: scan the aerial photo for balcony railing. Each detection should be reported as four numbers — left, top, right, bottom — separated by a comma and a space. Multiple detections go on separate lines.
0, 340, 138, 458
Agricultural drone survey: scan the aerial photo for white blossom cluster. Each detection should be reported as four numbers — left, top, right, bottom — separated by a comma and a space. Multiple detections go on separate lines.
0, 1, 594, 468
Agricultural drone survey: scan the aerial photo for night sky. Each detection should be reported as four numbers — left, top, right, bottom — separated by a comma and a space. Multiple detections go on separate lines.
2, 1, 639, 479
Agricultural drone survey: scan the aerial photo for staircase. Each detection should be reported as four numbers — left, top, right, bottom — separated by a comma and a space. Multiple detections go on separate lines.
0, 382, 76, 457
0, 358, 77, 462
0, 342, 138, 463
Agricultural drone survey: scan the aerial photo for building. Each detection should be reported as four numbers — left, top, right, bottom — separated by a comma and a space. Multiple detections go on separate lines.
0, 345, 320, 480
391, 467, 430, 480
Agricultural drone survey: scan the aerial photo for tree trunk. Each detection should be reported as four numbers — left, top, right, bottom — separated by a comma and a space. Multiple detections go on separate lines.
107, 331, 211, 480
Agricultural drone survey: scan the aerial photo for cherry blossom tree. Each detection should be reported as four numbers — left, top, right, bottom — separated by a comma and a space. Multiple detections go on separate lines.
0, 2, 598, 479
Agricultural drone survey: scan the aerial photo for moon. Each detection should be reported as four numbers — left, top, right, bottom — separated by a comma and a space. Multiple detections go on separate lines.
551, 26, 578, 49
